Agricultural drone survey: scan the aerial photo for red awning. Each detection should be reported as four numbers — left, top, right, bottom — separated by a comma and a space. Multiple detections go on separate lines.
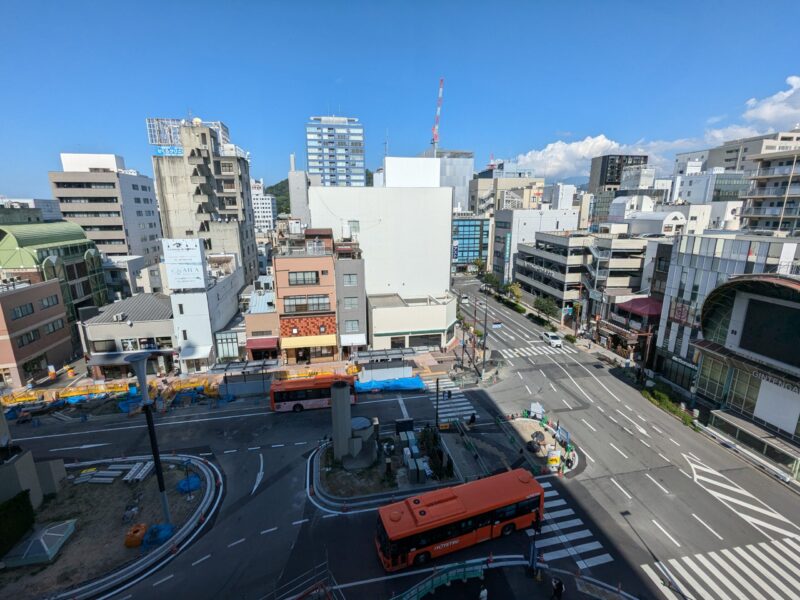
246, 337, 279, 350
616, 297, 663, 318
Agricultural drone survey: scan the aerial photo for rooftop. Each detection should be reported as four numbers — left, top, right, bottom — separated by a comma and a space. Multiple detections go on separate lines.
248, 289, 277, 314
84, 293, 172, 325
0, 221, 88, 249
368, 293, 452, 308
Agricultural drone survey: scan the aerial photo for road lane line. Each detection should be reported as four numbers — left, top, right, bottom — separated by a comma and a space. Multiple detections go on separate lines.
153, 574, 174, 587
272, 444, 285, 448
506, 358, 515, 367
608, 415, 618, 424
640, 564, 681, 600
561, 398, 571, 409
637, 415, 646, 422
228, 538, 246, 548
624, 404, 633, 411
528, 357, 536, 365
517, 371, 523, 380
669, 438, 680, 446
615, 408, 649, 437
525, 385, 532, 395
687, 452, 701, 461
323, 513, 338, 519
199, 452, 213, 456
691, 513, 724, 541
640, 439, 651, 448
251, 453, 264, 496
223, 449, 237, 454
261, 527, 278, 534
539, 369, 546, 378
248, 446, 261, 451
192, 554, 211, 567
652, 425, 663, 434
294, 441, 308, 446
609, 443, 628, 459
678, 468, 691, 478
623, 426, 634, 435
550, 382, 557, 392
652, 519, 681, 547
645, 473, 670, 494
610, 477, 632, 500
597, 406, 605, 413
292, 518, 309, 525
580, 418, 596, 432
583, 450, 595, 463
658, 452, 670, 462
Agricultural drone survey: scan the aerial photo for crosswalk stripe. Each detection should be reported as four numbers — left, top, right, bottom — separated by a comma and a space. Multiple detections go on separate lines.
640, 564, 681, 600
536, 519, 583, 535
780, 536, 800, 554
747, 543, 800, 595
681, 556, 733, 600
667, 559, 713, 600
544, 508, 574, 520
721, 548, 778, 598
763, 541, 800, 585
735, 545, 797, 598
576, 553, 613, 569
537, 529, 592, 549
693, 554, 743, 599
543, 541, 602, 562
544, 490, 558, 498
540, 481, 552, 489
544, 498, 566, 509
708, 551, 766, 600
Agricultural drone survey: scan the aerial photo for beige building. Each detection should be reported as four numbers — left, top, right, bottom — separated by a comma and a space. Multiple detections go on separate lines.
368, 294, 457, 351
468, 176, 545, 213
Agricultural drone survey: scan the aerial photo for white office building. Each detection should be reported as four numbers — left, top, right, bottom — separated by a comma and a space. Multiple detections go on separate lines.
542, 183, 577, 210
251, 178, 277, 231
305, 116, 365, 187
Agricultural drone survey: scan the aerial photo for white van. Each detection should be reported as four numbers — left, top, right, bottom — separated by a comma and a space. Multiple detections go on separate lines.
540, 331, 562, 348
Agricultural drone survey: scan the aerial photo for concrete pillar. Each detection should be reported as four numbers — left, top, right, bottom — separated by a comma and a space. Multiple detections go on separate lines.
331, 381, 351, 461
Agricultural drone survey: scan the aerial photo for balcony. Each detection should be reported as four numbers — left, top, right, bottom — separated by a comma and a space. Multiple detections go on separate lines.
187, 155, 205, 165
515, 271, 580, 300
741, 205, 800, 218
589, 244, 612, 260
751, 165, 799, 178
745, 184, 800, 198
518, 245, 585, 266
586, 261, 609, 280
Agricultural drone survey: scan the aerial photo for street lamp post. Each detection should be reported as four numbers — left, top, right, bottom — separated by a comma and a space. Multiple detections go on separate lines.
480, 301, 489, 377
435, 378, 440, 428
127, 352, 172, 526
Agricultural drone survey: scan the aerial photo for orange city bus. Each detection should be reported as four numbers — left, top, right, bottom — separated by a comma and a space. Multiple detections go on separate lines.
375, 468, 544, 571
269, 374, 356, 412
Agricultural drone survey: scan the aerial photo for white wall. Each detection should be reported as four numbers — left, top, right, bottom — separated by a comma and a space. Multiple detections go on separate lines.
383, 157, 441, 188
60, 153, 125, 172
309, 187, 452, 296
369, 296, 456, 350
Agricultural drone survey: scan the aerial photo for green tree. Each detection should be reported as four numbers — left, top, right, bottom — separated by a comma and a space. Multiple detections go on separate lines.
472, 258, 485, 274
506, 282, 522, 303
483, 273, 499, 290
534, 296, 560, 319
265, 178, 290, 215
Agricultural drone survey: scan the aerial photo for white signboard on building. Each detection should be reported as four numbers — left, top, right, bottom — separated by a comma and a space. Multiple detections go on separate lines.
166, 264, 206, 289
163, 238, 207, 289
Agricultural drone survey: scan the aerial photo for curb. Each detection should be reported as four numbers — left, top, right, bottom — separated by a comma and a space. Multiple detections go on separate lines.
48, 453, 224, 600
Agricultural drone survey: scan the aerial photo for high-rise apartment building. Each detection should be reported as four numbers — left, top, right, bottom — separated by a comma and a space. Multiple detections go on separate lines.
305, 116, 365, 187
148, 118, 258, 284
49, 154, 162, 264
420, 149, 475, 212
251, 178, 277, 231
588, 155, 648, 194
741, 148, 800, 235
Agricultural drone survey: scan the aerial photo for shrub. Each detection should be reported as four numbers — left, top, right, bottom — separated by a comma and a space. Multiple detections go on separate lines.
564, 334, 577, 344
513, 303, 526, 314
547, 324, 557, 333
474, 328, 483, 338
0, 489, 34, 557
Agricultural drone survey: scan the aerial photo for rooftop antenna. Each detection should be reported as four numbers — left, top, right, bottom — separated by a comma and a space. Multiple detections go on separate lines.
431, 78, 444, 156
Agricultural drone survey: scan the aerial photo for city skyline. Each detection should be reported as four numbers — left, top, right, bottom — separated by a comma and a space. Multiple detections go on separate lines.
1, 1, 799, 198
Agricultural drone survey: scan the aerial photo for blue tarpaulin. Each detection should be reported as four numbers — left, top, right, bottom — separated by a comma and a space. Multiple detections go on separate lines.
177, 474, 201, 494
141, 524, 175, 549
355, 376, 426, 393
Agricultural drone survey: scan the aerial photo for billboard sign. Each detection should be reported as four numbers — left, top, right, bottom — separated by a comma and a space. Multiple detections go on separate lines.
154, 145, 184, 156
163, 239, 207, 289
166, 264, 206, 289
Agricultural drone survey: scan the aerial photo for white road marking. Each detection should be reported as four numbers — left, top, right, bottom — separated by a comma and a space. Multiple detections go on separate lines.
48, 443, 111, 452
525, 385, 532, 395
623, 426, 634, 436
652, 425, 663, 434
652, 519, 681, 547
678, 468, 691, 478
260, 527, 278, 534
272, 444, 285, 448
223, 449, 237, 454
610, 478, 632, 500
199, 452, 213, 457
580, 418, 596, 432
608, 415, 618, 424
645, 473, 670, 494
544, 498, 567, 509
544, 508, 574, 520
640, 564, 681, 600
228, 538, 246, 548
192, 554, 211, 567
691, 513, 723, 541
687, 452, 701, 462
506, 358, 514, 367
624, 404, 633, 411
640, 439, 651, 448
636, 415, 646, 422
597, 406, 605, 413
668, 559, 713, 600
251, 453, 264, 496
528, 357, 536, 365
542, 355, 595, 404
615, 408, 650, 437
550, 382, 557, 392
294, 441, 308, 446
323, 513, 338, 519
669, 438, 680, 446
292, 518, 309, 525
583, 450, 595, 463
657, 452, 669, 462
609, 443, 628, 459
539, 369, 546, 378
153, 574, 174, 587
517, 371, 523, 380
397, 396, 409, 419
248, 446, 261, 451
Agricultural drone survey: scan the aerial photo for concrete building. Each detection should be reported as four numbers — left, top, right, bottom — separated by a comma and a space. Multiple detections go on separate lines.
308, 186, 457, 350
381, 157, 441, 188
305, 116, 365, 187
656, 203, 711, 236
620, 164, 656, 191
673, 129, 800, 176
542, 184, 576, 210
274, 231, 338, 364
334, 240, 367, 357
741, 148, 800, 235
623, 211, 687, 236
589, 155, 648, 194
608, 195, 656, 223
0, 205, 44, 225
49, 154, 162, 263
452, 215, 492, 273
420, 149, 475, 212
576, 192, 593, 229
588, 190, 616, 230
243, 275, 279, 360
655, 232, 800, 392
468, 175, 546, 214
0, 199, 61, 222
477, 160, 534, 179
82, 293, 175, 379
692, 274, 800, 480
149, 119, 258, 284
0, 222, 106, 346
0, 280, 71, 389
102, 255, 147, 300
671, 168, 748, 205
493, 208, 580, 284
251, 178, 277, 232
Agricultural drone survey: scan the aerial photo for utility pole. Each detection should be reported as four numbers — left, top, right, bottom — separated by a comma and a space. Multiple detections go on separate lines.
481, 302, 489, 377
435, 378, 440, 428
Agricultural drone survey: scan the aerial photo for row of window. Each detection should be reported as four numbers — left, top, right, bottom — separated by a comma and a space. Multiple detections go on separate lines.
284, 295, 331, 313
135, 210, 156, 217
58, 197, 118, 204
55, 182, 115, 189
16, 317, 65, 348
11, 294, 60, 320
61, 211, 121, 218
133, 197, 154, 204
131, 184, 151, 192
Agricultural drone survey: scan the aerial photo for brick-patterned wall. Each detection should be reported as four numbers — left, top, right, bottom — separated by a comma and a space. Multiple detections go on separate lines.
280, 315, 337, 337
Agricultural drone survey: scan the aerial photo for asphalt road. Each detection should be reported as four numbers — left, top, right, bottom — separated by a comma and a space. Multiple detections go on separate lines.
8, 278, 800, 599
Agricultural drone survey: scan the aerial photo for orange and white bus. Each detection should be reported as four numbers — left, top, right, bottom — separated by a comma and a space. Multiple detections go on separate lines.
375, 468, 544, 571
270, 374, 356, 412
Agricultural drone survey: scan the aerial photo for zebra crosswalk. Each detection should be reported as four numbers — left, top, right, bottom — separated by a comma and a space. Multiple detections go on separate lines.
641, 536, 800, 600
498, 345, 578, 358
420, 376, 478, 421
526, 480, 614, 570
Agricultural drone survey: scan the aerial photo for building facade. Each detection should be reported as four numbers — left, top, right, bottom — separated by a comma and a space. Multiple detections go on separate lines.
244, 276, 280, 360
452, 215, 491, 273
251, 178, 277, 232
149, 119, 258, 284
305, 116, 365, 187
1, 199, 62, 222
333, 241, 367, 357
741, 149, 800, 235
420, 149, 475, 212
589, 155, 648, 194
49, 154, 162, 263
0, 280, 71, 389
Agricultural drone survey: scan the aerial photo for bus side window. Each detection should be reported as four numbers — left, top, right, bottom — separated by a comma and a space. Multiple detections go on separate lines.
494, 505, 516, 522
273, 391, 285, 403
459, 518, 475, 533
516, 498, 537, 516
476, 511, 493, 528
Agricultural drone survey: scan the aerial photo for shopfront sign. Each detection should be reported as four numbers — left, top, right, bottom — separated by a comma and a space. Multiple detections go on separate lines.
670, 355, 697, 370
531, 263, 556, 278
751, 370, 800, 395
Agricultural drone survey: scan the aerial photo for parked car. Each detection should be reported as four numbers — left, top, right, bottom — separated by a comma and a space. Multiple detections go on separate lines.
541, 331, 563, 348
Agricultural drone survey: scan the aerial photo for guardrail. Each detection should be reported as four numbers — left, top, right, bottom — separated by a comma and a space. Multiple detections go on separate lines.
391, 561, 485, 600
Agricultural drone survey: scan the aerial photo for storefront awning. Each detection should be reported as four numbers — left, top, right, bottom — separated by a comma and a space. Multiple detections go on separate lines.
245, 337, 279, 350
280, 334, 337, 350
339, 333, 367, 347
179, 345, 212, 360
616, 297, 663, 318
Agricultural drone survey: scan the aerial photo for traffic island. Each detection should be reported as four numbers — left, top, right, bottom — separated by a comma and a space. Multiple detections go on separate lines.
0, 454, 222, 600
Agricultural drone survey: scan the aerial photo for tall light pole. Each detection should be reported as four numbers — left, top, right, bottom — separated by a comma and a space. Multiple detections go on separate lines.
435, 378, 440, 428
481, 301, 489, 377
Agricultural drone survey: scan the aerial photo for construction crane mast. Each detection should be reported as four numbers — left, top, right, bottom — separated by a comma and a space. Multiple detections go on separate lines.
431, 78, 444, 156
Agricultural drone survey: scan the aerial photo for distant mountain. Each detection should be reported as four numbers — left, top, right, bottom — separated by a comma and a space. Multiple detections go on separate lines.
265, 178, 290, 215
559, 176, 589, 187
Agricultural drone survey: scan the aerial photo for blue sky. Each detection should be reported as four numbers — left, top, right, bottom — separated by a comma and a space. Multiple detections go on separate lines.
2, 0, 800, 197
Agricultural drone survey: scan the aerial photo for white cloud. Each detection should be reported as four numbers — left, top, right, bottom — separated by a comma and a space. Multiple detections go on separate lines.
743, 75, 800, 128
510, 76, 800, 181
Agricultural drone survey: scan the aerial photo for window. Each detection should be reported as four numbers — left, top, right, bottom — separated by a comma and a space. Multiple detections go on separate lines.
343, 274, 358, 286
343, 297, 358, 310
120, 338, 139, 351
284, 295, 330, 313
40, 294, 59, 309
92, 339, 116, 352
288, 271, 319, 285
178, 304, 184, 315
16, 329, 40, 348
348, 220, 360, 234
345, 320, 359, 333
182, 330, 188, 341
44, 318, 65, 334
11, 302, 34, 320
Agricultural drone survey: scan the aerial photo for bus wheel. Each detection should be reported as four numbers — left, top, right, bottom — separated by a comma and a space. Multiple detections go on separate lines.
413, 552, 431, 566
292, 404, 304, 413
501, 523, 516, 536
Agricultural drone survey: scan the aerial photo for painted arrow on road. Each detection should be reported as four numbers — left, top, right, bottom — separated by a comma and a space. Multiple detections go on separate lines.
48, 443, 111, 452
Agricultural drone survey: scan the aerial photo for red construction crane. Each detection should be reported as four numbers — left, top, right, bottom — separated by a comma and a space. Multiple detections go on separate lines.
431, 78, 444, 155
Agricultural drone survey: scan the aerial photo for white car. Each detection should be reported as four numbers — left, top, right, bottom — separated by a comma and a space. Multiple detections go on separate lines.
541, 331, 562, 348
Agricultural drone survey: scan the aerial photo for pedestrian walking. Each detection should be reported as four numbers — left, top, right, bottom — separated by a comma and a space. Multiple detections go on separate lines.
478, 584, 488, 600
550, 577, 564, 599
